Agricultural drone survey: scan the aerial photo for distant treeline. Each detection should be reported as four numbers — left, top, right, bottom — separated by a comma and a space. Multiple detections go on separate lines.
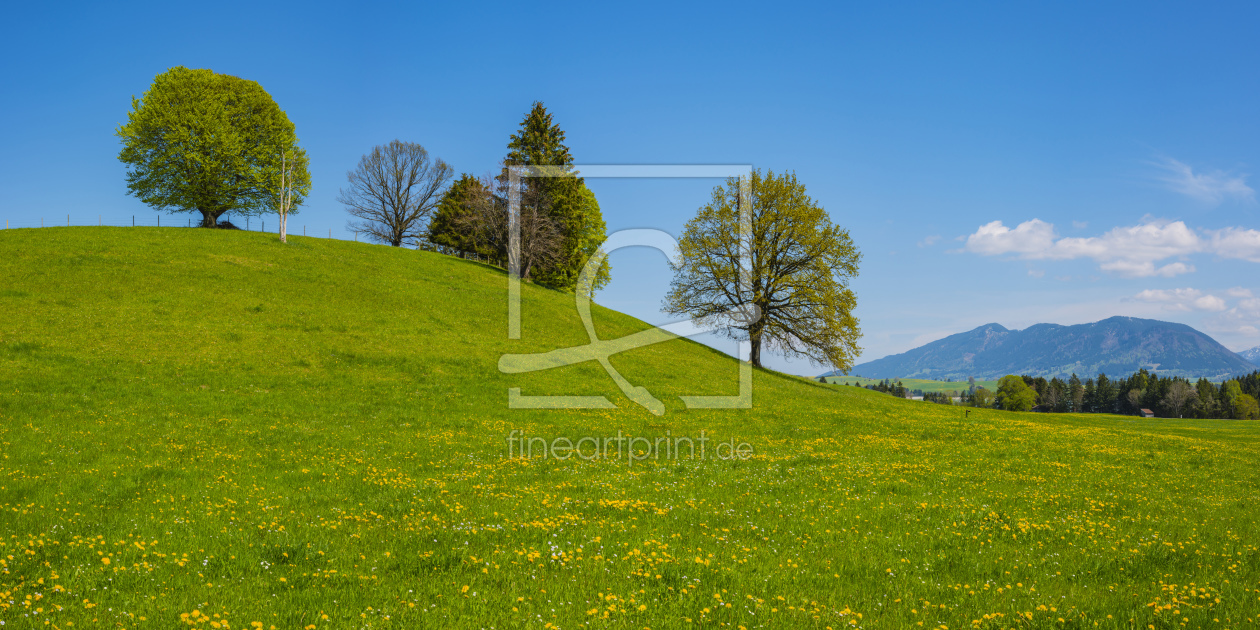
850, 371, 1260, 419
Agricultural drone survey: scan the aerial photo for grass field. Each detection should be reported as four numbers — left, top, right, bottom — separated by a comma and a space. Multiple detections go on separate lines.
819, 376, 999, 394
3, 227, 1260, 629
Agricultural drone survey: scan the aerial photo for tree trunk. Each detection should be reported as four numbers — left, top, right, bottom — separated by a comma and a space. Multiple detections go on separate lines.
747, 300, 767, 368
749, 329, 763, 368
279, 213, 287, 243
197, 208, 223, 228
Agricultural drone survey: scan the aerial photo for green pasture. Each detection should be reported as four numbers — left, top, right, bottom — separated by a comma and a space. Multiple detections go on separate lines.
2, 227, 1259, 628
821, 375, 999, 394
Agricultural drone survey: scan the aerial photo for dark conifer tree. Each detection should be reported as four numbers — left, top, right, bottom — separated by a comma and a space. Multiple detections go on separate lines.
504, 102, 611, 294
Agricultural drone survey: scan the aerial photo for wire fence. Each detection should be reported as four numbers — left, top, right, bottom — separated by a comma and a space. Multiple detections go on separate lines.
0, 214, 341, 234
0, 214, 497, 263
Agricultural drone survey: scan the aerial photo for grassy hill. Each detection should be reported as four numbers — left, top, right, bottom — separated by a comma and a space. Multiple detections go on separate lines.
3, 227, 1260, 628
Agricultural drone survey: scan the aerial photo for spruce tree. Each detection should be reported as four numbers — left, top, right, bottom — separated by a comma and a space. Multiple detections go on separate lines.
1068, 373, 1084, 412
504, 102, 610, 294
1096, 373, 1117, 414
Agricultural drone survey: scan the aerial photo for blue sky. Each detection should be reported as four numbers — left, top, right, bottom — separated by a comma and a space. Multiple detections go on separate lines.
2, 1, 1258, 375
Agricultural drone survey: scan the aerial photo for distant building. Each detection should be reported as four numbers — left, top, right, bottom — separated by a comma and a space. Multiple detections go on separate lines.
1139, 408, 1155, 418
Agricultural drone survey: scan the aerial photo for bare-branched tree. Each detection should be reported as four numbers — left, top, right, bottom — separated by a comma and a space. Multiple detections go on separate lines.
1163, 380, 1196, 418
1126, 389, 1143, 412
339, 140, 453, 246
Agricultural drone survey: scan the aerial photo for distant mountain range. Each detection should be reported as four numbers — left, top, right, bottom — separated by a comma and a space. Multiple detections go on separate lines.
835, 316, 1258, 381
1239, 345, 1260, 367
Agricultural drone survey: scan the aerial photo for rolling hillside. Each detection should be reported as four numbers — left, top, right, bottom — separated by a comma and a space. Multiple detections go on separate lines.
3, 227, 1260, 628
853, 317, 1255, 380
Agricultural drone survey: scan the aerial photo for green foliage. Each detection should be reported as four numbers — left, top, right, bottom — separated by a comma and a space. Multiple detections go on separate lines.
1223, 379, 1243, 408
1095, 373, 1117, 414
969, 386, 994, 408
506, 102, 574, 169
428, 174, 496, 258
996, 374, 1039, 411
116, 66, 309, 227
531, 179, 611, 294
1235, 393, 1259, 420
665, 169, 861, 369
504, 102, 610, 294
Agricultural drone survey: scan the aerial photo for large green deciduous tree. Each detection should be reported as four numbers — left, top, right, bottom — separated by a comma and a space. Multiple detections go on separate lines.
663, 169, 862, 370
996, 375, 1038, 412
1237, 393, 1260, 420
504, 102, 610, 294
117, 67, 310, 228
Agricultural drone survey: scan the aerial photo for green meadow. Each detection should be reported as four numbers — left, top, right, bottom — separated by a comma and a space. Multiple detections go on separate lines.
3, 227, 1260, 629
820, 376, 999, 394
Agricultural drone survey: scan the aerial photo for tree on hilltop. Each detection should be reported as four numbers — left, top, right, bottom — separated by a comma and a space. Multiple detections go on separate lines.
429, 174, 497, 258
664, 169, 862, 369
503, 102, 610, 295
339, 140, 453, 247
117, 67, 310, 228
434, 168, 563, 281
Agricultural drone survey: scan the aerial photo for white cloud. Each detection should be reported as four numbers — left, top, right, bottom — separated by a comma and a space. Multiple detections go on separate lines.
1048, 220, 1200, 264
1127, 287, 1227, 312
1071, 220, 1088, 229
962, 219, 1056, 257
1130, 288, 1203, 303
1099, 260, 1195, 278
1155, 157, 1254, 204
1193, 295, 1228, 311
1204, 301, 1260, 342
917, 235, 941, 248
962, 218, 1200, 277
1226, 287, 1255, 298
1209, 227, 1260, 263
961, 218, 1260, 277
1027, 269, 1045, 278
